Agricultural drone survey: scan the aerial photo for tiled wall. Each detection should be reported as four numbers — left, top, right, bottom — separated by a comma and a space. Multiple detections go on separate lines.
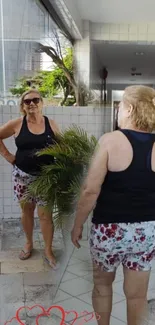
91, 22, 155, 42
0, 105, 112, 220
74, 24, 92, 87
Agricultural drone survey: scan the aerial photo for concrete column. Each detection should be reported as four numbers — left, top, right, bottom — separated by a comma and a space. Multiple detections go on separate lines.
107, 85, 112, 103
74, 20, 92, 88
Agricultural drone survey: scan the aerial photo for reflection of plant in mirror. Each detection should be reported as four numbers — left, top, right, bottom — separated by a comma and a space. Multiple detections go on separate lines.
25, 126, 97, 229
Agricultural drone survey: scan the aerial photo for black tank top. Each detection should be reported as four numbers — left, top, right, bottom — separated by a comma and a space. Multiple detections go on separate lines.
15, 116, 55, 175
92, 129, 155, 224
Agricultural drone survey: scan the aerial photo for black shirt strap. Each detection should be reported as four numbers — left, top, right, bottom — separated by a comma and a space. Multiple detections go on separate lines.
119, 129, 154, 171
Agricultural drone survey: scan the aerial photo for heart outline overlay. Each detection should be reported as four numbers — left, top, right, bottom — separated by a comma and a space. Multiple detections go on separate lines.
3, 304, 101, 325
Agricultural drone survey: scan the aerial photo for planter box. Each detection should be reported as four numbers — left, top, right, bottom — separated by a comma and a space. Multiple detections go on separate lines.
61, 213, 75, 265
52, 213, 75, 289
49, 212, 93, 293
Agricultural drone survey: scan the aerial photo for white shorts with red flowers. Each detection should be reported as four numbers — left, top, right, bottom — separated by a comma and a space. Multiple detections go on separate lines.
89, 222, 155, 272
12, 165, 46, 206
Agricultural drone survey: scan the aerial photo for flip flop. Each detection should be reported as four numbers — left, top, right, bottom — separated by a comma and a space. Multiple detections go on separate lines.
44, 257, 60, 270
19, 249, 32, 260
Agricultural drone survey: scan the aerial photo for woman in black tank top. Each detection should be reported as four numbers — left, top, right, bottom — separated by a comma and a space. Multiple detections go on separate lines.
71, 86, 155, 325
0, 89, 60, 270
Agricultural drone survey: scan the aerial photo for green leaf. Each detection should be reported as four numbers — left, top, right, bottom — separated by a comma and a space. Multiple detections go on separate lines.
10, 48, 75, 105
25, 126, 97, 229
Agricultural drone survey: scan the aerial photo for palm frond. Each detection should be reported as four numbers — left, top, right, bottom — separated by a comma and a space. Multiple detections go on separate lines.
25, 126, 97, 229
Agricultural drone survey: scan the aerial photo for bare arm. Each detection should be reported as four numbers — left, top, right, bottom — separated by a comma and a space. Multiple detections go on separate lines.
0, 119, 18, 164
74, 134, 109, 228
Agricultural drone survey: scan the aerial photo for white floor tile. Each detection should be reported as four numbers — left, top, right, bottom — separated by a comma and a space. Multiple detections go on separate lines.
78, 291, 92, 305
147, 289, 155, 300
78, 317, 98, 325
77, 315, 98, 325
68, 257, 81, 266
110, 316, 126, 324
53, 289, 72, 303
115, 271, 124, 283
113, 294, 125, 305
117, 265, 124, 277
79, 240, 89, 248
67, 261, 92, 277
78, 290, 125, 306
52, 297, 93, 321
61, 271, 78, 283
1, 302, 26, 325
147, 299, 155, 325
113, 280, 124, 297
111, 300, 127, 323
59, 277, 93, 296
83, 273, 93, 283
151, 260, 155, 271
149, 272, 155, 290
73, 247, 91, 262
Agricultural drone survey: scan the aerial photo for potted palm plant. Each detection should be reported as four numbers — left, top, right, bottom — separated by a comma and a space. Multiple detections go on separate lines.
23, 126, 97, 277
26, 125, 97, 233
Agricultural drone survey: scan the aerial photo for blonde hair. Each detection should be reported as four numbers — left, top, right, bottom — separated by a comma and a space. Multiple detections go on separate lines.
123, 85, 155, 132
19, 89, 43, 115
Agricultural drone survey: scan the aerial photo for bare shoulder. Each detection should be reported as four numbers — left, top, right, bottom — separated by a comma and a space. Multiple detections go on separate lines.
11, 117, 23, 126
48, 118, 60, 134
10, 117, 23, 131
0, 117, 23, 139
99, 131, 121, 147
0, 117, 22, 129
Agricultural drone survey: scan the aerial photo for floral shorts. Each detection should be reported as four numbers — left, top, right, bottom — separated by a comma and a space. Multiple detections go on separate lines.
12, 165, 46, 206
89, 222, 155, 272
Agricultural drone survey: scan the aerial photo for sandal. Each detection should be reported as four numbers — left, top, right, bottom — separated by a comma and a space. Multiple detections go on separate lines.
44, 256, 60, 270
19, 249, 32, 260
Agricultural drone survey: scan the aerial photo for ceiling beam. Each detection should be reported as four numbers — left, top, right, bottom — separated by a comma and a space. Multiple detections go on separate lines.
40, 0, 74, 44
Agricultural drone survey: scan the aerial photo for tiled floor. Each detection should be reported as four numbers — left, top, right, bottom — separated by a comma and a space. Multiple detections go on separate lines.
56, 242, 155, 325
57, 240, 127, 325
1, 221, 155, 324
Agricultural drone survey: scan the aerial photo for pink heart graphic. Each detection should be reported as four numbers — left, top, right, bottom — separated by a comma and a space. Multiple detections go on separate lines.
3, 304, 100, 325
95, 312, 101, 321
36, 305, 66, 325
16, 305, 47, 324
81, 311, 94, 322
82, 311, 101, 322
76, 311, 95, 325
65, 310, 79, 325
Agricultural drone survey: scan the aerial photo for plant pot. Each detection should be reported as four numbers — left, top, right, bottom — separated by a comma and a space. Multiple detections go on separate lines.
59, 213, 75, 267
49, 214, 75, 291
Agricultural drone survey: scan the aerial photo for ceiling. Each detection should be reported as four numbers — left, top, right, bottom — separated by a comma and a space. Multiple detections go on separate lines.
76, 0, 155, 23
47, 1, 155, 86
51, 0, 155, 39
91, 42, 155, 85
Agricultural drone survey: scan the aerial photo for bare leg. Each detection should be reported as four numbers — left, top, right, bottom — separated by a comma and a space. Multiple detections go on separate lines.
123, 267, 150, 325
37, 206, 56, 265
19, 202, 35, 258
92, 262, 116, 325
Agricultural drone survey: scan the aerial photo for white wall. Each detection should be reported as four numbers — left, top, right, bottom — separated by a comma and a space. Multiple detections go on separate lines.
0, 105, 112, 220
91, 22, 155, 42
74, 20, 155, 90
74, 22, 92, 87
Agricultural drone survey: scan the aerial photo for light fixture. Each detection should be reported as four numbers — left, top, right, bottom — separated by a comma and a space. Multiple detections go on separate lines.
135, 52, 144, 56
131, 73, 142, 76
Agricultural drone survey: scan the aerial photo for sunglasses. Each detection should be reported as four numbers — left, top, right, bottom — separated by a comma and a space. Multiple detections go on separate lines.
23, 97, 41, 105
